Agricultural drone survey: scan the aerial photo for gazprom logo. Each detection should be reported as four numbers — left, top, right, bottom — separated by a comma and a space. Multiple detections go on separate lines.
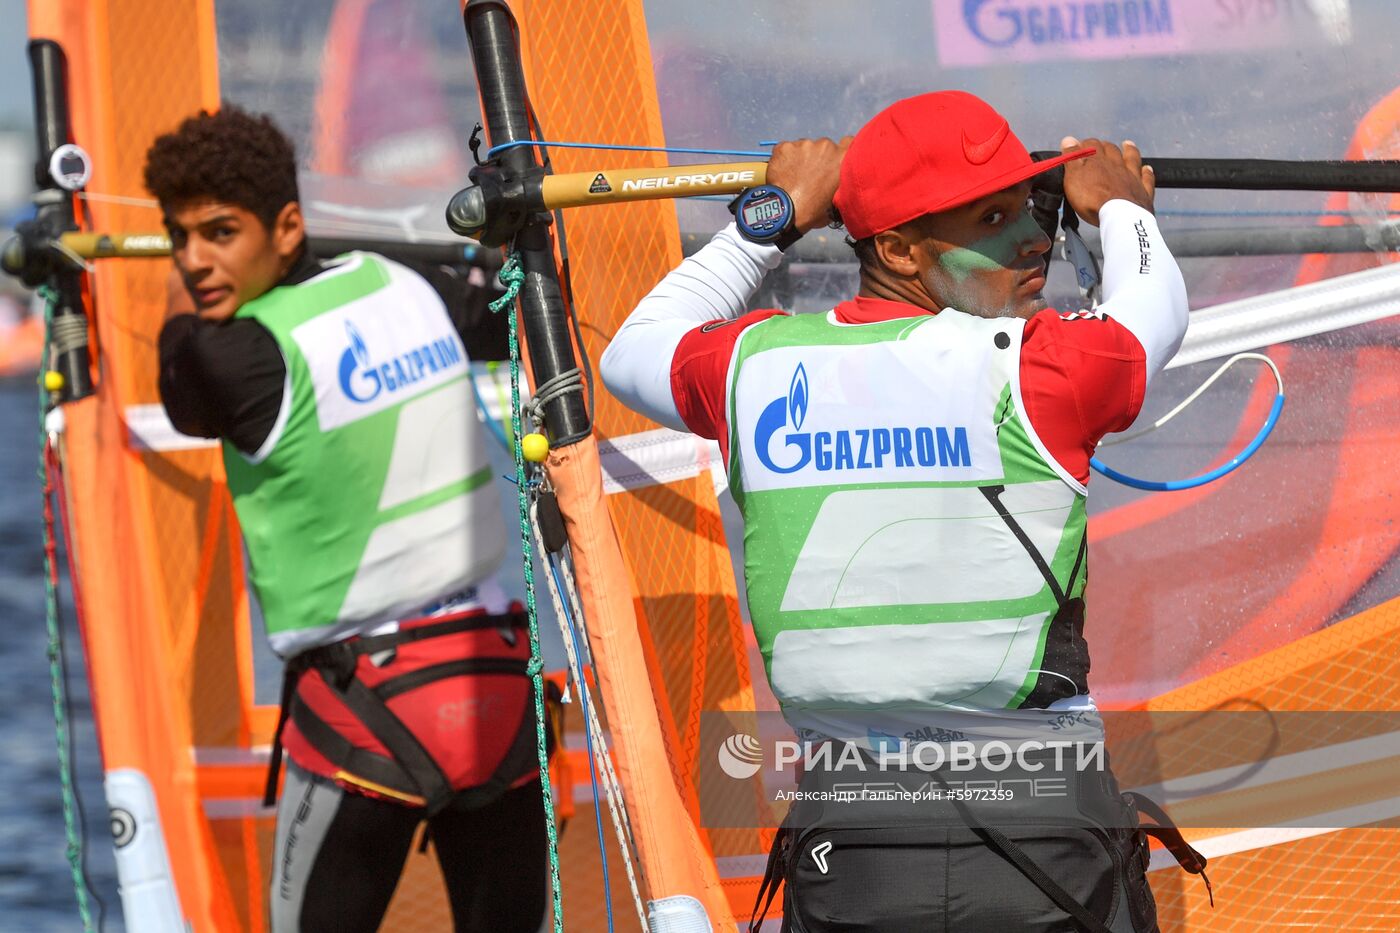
753, 363, 972, 474
962, 0, 1175, 49
789, 363, 809, 431
337, 320, 464, 404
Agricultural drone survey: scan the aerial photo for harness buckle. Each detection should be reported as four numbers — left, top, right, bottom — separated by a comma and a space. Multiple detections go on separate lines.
311, 640, 360, 691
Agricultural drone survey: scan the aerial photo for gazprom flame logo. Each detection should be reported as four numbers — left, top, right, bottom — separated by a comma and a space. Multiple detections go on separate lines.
789, 363, 809, 431
339, 322, 381, 403
754, 363, 812, 474
717, 733, 764, 780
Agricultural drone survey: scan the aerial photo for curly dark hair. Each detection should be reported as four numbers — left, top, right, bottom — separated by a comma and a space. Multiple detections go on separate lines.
143, 104, 299, 229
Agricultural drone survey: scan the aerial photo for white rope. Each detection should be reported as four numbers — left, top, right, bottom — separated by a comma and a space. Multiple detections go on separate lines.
547, 537, 638, 844
75, 190, 159, 208
530, 497, 650, 933
1100, 353, 1285, 448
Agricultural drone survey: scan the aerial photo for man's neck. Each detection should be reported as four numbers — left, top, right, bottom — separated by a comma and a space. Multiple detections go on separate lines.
857, 270, 940, 313
280, 242, 322, 287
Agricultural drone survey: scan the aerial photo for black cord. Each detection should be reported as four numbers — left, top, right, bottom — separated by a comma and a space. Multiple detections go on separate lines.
51, 489, 108, 931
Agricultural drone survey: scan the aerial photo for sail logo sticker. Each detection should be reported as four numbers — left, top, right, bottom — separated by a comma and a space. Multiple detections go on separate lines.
110, 807, 136, 848
621, 169, 756, 193
959, 0, 1175, 49
752, 363, 973, 476
588, 173, 612, 194
337, 320, 465, 405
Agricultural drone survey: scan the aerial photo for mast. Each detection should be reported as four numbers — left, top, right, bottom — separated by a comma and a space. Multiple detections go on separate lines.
462, 0, 589, 444
452, 2, 737, 928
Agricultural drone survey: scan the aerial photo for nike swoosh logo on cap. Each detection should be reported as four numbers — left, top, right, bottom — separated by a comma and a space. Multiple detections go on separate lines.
962, 120, 1010, 165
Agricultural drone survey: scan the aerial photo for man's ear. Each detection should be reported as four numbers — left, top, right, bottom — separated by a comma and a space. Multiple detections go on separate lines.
872, 227, 921, 277
271, 201, 306, 264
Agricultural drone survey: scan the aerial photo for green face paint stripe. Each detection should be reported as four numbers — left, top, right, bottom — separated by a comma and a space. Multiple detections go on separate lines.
937, 210, 1043, 283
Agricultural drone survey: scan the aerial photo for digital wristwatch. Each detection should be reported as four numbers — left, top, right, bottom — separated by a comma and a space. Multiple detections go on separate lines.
729, 185, 802, 251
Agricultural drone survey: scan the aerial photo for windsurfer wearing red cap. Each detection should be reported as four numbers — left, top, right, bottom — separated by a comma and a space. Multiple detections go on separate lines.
602, 91, 1199, 931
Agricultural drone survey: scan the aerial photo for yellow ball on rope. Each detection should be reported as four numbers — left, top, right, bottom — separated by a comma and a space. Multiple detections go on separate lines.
43, 370, 65, 392
521, 432, 550, 463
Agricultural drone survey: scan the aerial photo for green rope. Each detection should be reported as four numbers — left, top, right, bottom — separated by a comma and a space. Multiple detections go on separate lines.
36, 285, 99, 933
485, 361, 516, 447
491, 252, 565, 931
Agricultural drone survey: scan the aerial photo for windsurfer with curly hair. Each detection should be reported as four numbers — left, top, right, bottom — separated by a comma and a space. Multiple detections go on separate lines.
147, 104, 551, 933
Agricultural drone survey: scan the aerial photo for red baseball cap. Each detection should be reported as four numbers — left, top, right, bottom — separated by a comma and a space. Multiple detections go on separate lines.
833, 91, 1091, 240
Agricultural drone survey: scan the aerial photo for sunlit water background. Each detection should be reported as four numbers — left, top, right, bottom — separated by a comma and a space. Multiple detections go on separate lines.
0, 376, 124, 931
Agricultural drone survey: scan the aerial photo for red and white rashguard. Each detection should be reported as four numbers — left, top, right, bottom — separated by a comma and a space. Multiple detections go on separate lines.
601, 200, 1187, 487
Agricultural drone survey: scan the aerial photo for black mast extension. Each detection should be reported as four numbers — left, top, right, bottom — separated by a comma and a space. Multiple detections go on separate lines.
26, 39, 94, 403
461, 0, 590, 445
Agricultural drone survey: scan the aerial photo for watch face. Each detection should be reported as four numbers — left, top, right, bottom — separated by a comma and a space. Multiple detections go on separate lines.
49, 143, 92, 191
742, 193, 786, 228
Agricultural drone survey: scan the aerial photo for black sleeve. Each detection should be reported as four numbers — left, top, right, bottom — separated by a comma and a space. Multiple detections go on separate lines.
157, 314, 288, 455
406, 261, 510, 362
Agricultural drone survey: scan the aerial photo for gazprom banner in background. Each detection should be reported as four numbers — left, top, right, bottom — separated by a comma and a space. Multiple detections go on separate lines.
935, 0, 1351, 67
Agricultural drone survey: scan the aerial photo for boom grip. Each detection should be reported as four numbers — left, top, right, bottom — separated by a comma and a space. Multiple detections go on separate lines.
1029, 153, 1400, 193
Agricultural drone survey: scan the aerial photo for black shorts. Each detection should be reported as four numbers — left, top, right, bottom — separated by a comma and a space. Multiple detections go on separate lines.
777, 820, 1156, 932
760, 751, 1159, 933
270, 762, 548, 933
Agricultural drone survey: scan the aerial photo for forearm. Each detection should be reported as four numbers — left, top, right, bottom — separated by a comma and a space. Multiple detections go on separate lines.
157, 314, 287, 453
1096, 200, 1188, 385
600, 222, 782, 428
158, 315, 218, 438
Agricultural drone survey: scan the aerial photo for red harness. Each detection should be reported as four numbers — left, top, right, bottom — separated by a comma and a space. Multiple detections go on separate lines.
265, 608, 550, 815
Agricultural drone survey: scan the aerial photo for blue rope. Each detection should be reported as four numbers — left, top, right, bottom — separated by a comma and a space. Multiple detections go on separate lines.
486, 139, 772, 160
1091, 393, 1285, 491
548, 555, 616, 933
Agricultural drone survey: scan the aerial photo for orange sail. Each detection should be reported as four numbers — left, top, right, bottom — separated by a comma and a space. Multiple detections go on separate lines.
26, 1, 249, 929
23, 1, 1400, 931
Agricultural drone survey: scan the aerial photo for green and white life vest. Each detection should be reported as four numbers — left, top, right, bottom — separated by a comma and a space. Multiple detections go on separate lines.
727, 308, 1090, 720
223, 252, 506, 657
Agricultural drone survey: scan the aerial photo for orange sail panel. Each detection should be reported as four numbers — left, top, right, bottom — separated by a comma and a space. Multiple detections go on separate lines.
25, 0, 253, 930
509, 0, 765, 925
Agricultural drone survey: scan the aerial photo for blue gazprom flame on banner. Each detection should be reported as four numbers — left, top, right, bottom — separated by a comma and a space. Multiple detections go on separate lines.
789, 363, 808, 431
